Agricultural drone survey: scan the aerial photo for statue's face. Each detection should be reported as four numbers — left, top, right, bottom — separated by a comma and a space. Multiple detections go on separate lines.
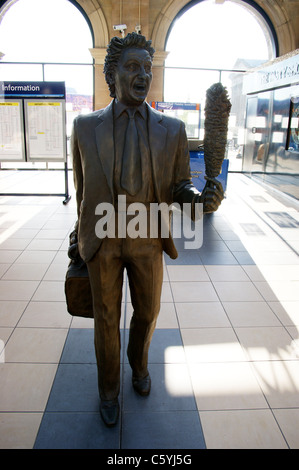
114, 47, 152, 106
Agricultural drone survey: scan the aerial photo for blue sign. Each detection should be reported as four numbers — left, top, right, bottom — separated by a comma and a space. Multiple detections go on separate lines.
0, 81, 66, 98
153, 101, 200, 111
190, 151, 229, 193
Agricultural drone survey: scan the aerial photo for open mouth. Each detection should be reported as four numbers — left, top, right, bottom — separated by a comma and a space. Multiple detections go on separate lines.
134, 83, 146, 93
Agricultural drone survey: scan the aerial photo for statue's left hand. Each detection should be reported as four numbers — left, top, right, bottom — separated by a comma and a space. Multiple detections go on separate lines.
200, 177, 224, 213
68, 230, 80, 261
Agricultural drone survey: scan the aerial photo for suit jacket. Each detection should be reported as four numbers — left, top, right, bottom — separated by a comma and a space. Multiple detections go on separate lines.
71, 100, 200, 262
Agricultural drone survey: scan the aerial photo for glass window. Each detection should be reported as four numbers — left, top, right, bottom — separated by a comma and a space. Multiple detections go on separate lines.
0, 63, 43, 81
164, 0, 276, 171
165, 0, 274, 70
0, 0, 93, 63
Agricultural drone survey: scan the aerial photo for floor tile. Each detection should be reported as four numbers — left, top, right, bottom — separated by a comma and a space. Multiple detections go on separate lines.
205, 265, 250, 281
273, 408, 299, 449
34, 412, 120, 449
0, 363, 57, 411
0, 251, 22, 263
212, 281, 264, 302
122, 411, 205, 449
235, 326, 296, 361
156, 302, 179, 328
181, 328, 247, 363
268, 301, 299, 326
0, 238, 31, 250
45, 363, 99, 412
222, 301, 282, 327
189, 362, 268, 410
52, 251, 69, 264
42, 220, 75, 230
43, 263, 67, 281
0, 264, 10, 277
35, 229, 69, 239
251, 360, 299, 408
2, 263, 49, 281
250, 251, 299, 265
171, 281, 218, 302
0, 301, 27, 326
4, 327, 68, 363
167, 264, 209, 282
18, 301, 71, 328
32, 281, 65, 301
244, 265, 299, 282
175, 302, 230, 328
254, 280, 299, 302
0, 412, 43, 449
0, 280, 39, 301
200, 409, 288, 449
14, 250, 56, 264
26, 239, 63, 251
8, 228, 39, 239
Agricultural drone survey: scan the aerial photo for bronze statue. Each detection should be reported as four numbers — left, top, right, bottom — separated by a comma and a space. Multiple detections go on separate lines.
70, 32, 224, 426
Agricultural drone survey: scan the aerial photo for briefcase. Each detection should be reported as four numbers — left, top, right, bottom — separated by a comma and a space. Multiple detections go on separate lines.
64, 232, 94, 318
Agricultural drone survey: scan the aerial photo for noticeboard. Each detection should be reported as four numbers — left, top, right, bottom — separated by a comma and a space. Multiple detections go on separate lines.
0, 99, 25, 162
24, 100, 66, 162
0, 81, 66, 162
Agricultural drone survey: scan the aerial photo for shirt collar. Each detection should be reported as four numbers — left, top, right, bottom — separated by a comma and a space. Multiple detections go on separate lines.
114, 99, 147, 120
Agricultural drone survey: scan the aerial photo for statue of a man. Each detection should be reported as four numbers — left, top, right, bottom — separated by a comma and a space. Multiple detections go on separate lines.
71, 32, 223, 426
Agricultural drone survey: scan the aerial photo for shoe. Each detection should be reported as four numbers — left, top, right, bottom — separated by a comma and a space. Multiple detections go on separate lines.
100, 399, 119, 427
132, 373, 151, 396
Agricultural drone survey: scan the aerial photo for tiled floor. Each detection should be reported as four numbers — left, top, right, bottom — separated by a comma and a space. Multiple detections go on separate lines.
0, 169, 299, 449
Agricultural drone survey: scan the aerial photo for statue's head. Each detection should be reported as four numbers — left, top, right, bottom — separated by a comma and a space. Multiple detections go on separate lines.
104, 32, 155, 106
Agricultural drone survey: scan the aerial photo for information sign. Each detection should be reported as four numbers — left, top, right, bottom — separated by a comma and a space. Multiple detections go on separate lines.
0, 81, 66, 162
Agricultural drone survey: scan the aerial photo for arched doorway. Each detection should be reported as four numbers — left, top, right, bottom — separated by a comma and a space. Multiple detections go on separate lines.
163, 0, 277, 170
0, 0, 94, 139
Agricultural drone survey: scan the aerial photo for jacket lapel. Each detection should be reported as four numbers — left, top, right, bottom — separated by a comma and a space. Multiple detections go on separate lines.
95, 101, 114, 197
147, 103, 167, 200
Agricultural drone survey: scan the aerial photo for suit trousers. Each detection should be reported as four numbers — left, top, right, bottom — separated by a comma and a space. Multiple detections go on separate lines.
87, 231, 163, 401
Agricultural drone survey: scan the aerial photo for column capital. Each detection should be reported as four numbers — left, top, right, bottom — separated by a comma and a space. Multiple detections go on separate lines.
153, 50, 169, 66
89, 48, 107, 65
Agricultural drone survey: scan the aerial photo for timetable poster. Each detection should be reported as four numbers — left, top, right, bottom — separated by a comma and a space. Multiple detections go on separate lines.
0, 100, 25, 161
24, 100, 66, 162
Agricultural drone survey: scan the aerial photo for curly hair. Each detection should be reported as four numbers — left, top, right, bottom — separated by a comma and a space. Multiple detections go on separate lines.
104, 32, 155, 97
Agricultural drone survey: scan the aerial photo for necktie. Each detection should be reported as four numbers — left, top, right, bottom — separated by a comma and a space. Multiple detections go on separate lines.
120, 108, 142, 196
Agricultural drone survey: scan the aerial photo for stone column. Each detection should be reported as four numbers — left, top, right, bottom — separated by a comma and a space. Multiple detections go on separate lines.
89, 47, 111, 110
147, 50, 169, 104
